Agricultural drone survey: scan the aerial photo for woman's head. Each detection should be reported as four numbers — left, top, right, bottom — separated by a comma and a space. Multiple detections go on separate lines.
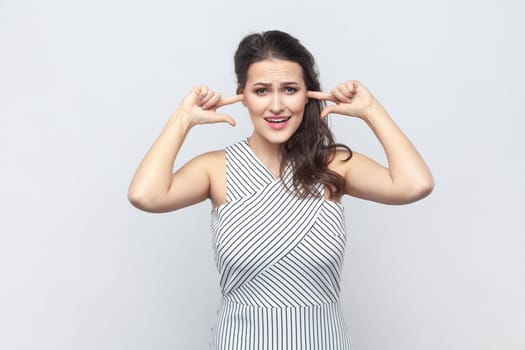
233, 30, 351, 198
234, 30, 325, 146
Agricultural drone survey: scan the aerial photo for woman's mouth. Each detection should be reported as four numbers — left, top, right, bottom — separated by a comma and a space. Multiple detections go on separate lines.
264, 116, 291, 124
264, 116, 291, 130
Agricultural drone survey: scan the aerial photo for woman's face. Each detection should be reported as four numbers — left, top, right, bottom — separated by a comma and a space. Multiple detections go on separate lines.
242, 58, 308, 147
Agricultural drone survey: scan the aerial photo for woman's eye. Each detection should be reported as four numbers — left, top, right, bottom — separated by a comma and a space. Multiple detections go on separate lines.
285, 87, 297, 93
255, 88, 267, 94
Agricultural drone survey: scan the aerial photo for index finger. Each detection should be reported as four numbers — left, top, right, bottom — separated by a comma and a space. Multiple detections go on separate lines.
217, 94, 244, 108
307, 91, 336, 102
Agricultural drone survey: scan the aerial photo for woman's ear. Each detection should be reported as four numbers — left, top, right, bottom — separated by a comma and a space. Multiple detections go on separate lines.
237, 85, 246, 106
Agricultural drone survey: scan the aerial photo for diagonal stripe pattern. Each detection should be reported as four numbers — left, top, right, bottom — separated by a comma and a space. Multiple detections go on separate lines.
210, 140, 353, 349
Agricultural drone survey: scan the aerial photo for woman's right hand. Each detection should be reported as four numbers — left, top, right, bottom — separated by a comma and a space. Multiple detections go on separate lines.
176, 85, 244, 127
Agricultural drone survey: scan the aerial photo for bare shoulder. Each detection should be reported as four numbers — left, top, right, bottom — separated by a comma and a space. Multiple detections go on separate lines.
329, 148, 385, 181
193, 149, 225, 165
328, 148, 355, 177
182, 149, 226, 185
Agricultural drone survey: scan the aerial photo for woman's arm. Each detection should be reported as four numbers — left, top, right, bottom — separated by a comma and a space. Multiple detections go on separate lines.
128, 86, 243, 212
309, 81, 434, 205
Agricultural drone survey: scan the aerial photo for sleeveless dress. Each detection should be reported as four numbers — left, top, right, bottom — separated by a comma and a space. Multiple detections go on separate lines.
210, 140, 353, 350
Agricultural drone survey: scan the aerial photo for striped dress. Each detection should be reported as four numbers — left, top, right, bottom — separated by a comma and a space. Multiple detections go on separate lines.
210, 140, 353, 350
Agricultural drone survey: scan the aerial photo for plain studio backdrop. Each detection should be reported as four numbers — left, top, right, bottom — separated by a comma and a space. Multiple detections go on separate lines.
1, 0, 523, 349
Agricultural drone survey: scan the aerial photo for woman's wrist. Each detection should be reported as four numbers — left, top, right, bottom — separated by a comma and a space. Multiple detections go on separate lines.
361, 100, 388, 125
169, 108, 195, 129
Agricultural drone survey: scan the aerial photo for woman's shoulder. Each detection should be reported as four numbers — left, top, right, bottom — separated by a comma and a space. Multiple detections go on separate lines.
193, 149, 226, 167
328, 148, 354, 175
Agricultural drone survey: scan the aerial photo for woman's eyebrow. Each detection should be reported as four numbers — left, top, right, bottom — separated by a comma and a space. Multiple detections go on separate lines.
252, 82, 271, 87
252, 81, 300, 86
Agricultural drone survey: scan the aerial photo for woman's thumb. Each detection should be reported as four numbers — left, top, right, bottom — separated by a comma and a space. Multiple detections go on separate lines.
215, 113, 236, 127
320, 106, 337, 119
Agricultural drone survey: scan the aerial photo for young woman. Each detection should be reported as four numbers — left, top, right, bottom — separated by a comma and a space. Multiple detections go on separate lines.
129, 30, 433, 350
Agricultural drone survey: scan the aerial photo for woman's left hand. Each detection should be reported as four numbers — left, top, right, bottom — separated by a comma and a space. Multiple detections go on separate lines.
307, 80, 377, 119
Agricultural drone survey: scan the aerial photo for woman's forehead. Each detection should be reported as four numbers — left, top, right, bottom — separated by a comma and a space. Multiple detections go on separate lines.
246, 59, 304, 84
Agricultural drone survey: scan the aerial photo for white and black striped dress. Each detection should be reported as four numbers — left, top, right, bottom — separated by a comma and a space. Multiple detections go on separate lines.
210, 140, 353, 350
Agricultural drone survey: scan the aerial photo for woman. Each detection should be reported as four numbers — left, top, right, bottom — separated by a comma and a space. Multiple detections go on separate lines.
129, 30, 433, 349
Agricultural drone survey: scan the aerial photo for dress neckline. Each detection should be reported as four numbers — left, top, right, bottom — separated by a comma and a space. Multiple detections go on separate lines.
242, 139, 282, 180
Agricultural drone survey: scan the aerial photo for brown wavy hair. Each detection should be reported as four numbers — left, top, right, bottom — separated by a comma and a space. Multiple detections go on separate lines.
234, 30, 352, 198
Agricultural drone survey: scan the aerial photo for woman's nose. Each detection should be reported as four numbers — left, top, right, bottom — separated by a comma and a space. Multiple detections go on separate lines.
269, 93, 284, 114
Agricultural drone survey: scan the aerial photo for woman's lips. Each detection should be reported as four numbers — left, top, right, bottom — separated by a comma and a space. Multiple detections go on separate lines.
264, 116, 291, 130
264, 116, 291, 123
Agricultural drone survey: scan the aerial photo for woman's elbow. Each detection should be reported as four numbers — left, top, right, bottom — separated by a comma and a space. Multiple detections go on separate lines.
405, 175, 435, 203
128, 187, 163, 213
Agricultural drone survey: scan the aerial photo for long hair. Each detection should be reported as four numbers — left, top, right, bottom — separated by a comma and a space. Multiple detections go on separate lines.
234, 30, 352, 198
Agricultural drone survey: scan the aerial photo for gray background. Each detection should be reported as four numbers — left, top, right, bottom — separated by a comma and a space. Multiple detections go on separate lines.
1, 0, 523, 349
